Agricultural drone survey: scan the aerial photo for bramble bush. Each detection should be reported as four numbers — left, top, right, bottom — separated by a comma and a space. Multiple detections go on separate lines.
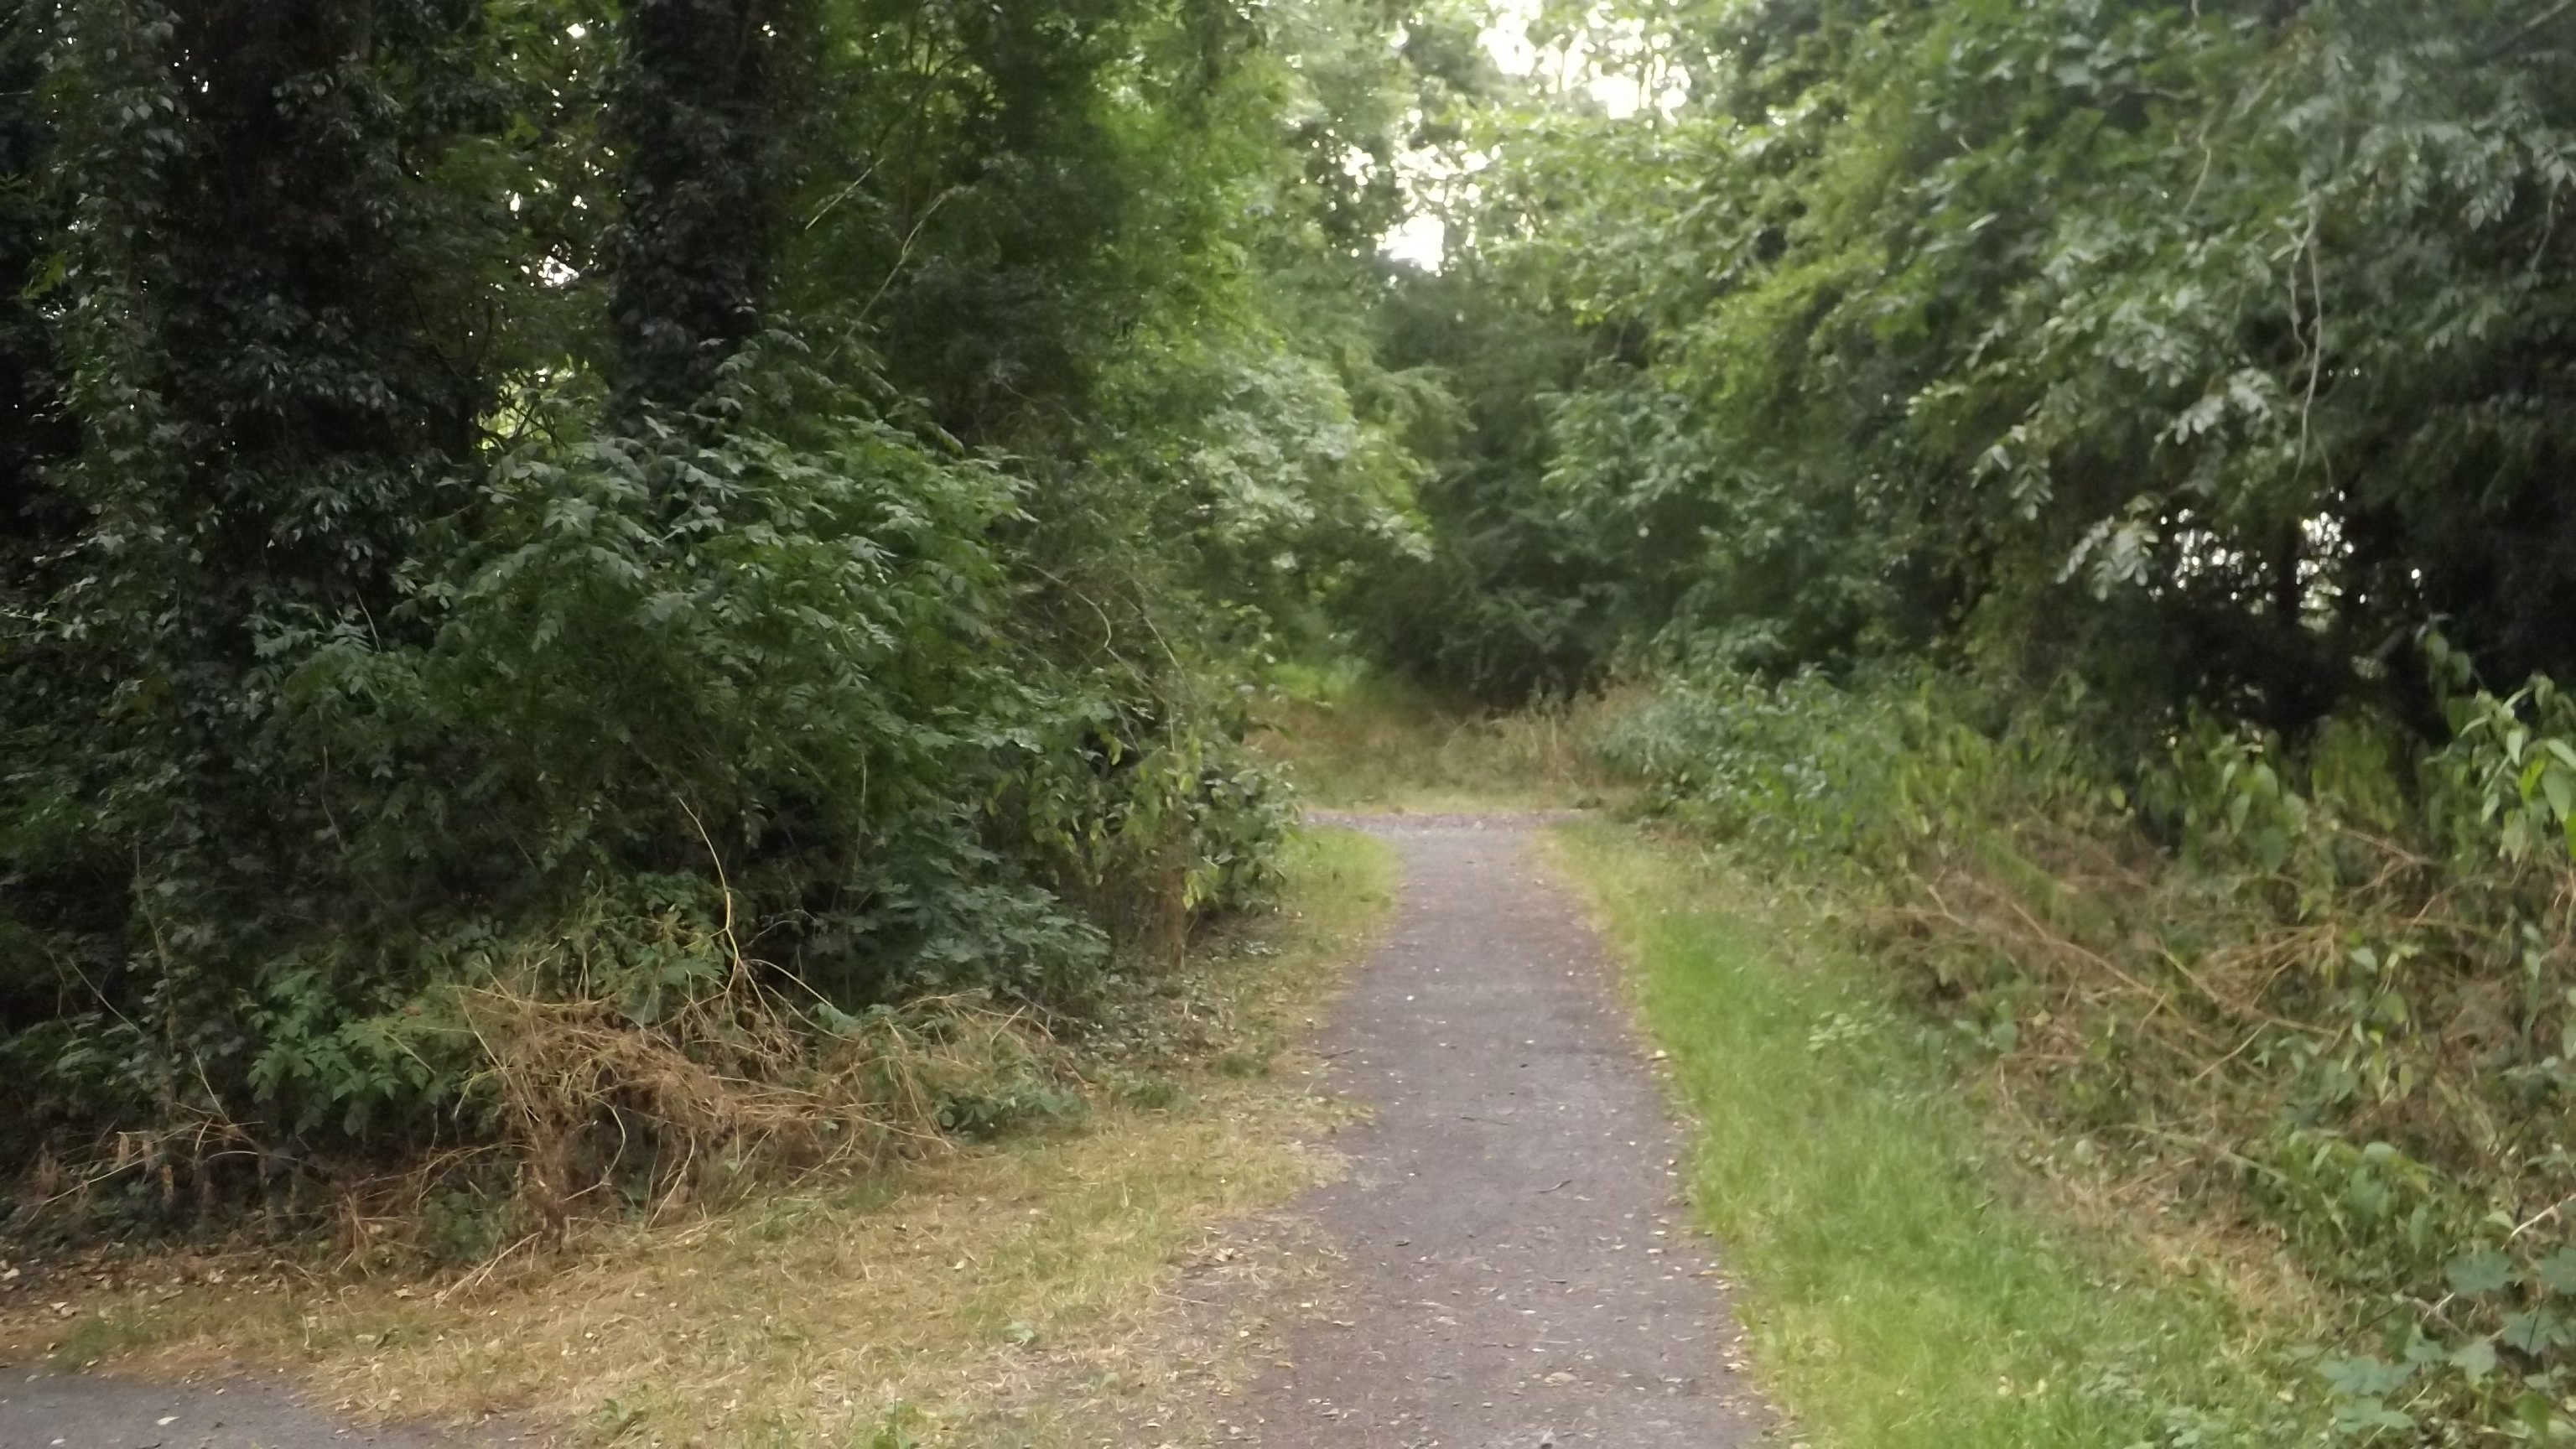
1604, 642, 2576, 1441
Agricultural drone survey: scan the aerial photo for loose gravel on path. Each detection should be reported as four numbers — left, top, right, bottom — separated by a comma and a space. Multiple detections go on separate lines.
0, 1365, 526, 1449
1227, 813, 1773, 1448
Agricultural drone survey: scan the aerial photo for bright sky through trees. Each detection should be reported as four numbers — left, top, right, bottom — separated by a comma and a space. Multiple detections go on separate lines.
1383, 1, 1676, 268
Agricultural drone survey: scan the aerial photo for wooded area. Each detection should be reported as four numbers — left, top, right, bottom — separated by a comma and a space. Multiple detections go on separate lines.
1, 0, 1459, 1214
7, 0, 2576, 1440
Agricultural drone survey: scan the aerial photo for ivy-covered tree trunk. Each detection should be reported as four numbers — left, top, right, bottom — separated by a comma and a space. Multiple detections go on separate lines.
60, 0, 491, 772
0, 0, 83, 1083
606, 0, 807, 411
52, 0, 494, 638
5, 0, 499, 1164
0, 1, 76, 591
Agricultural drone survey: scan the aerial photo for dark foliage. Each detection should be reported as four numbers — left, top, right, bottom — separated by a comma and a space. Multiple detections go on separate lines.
0, 2, 77, 598
1356, 266, 1618, 700
0, 0, 1424, 1227
607, 0, 807, 410
1390, 0, 2576, 747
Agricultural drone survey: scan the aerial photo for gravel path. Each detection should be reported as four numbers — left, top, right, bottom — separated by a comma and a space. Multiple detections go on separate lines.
0, 1365, 526, 1449
1228, 813, 1772, 1448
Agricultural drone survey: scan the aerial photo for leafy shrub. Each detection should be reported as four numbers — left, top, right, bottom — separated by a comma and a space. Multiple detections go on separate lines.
0, 358, 1287, 1228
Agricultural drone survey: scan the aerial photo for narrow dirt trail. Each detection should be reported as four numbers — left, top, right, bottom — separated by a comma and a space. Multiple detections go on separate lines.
1229, 814, 1772, 1448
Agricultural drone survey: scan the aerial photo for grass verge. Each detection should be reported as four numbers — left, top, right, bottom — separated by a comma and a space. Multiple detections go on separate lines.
1550, 822, 2325, 1449
0, 828, 1398, 1448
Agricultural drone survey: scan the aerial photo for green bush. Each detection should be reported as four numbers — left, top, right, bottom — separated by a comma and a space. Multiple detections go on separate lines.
0, 0, 1415, 1233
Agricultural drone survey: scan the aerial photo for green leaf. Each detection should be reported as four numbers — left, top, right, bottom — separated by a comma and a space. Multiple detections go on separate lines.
2319, 1354, 2414, 1400
2501, 1308, 2568, 1356
2533, 1247, 2576, 1296
2445, 1249, 2513, 1297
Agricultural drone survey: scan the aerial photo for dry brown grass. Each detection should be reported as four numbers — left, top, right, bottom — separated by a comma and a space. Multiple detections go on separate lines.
465, 970, 1077, 1233
1880, 812, 2576, 1243
1244, 678, 1635, 813
0, 828, 1399, 1447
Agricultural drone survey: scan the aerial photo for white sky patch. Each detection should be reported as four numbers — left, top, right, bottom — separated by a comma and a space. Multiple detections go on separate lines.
1486, 2, 1686, 119
1384, 210, 1446, 268
1379, 3, 1683, 269
1483, 7, 1541, 75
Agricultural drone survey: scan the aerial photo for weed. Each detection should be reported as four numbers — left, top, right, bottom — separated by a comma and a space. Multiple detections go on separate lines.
1601, 655, 2576, 1440
861, 1404, 925, 1448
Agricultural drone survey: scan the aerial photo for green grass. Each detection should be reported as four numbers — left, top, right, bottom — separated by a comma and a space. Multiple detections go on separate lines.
1550, 823, 2323, 1449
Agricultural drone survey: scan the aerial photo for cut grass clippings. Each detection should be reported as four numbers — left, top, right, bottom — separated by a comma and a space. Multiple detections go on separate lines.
1550, 823, 2326, 1449
0, 827, 1399, 1447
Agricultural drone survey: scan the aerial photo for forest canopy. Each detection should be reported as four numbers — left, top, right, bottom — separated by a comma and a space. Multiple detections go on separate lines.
1374, 0, 2576, 733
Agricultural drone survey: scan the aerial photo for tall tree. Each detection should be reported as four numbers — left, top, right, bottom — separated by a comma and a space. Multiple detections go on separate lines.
0, 1, 75, 590
1, 0, 505, 1150
1396, 0, 2576, 733
606, 0, 810, 410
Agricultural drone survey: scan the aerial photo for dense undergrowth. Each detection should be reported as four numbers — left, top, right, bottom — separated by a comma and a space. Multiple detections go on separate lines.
0, 0, 1465, 1245
1600, 652, 2576, 1442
